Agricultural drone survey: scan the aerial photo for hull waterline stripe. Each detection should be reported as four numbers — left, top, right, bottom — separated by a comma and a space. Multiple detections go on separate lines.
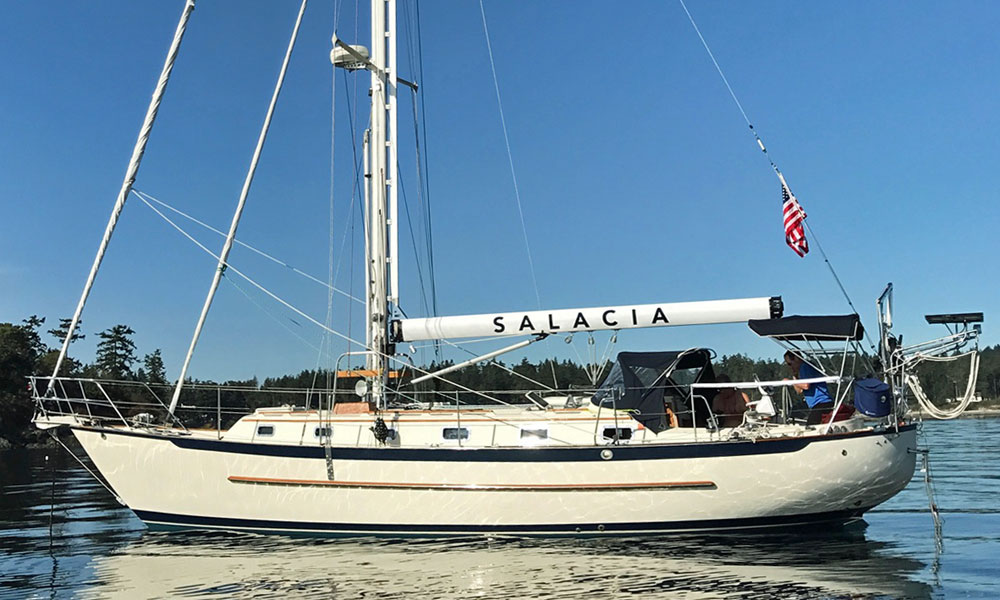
227, 475, 717, 491
134, 508, 871, 536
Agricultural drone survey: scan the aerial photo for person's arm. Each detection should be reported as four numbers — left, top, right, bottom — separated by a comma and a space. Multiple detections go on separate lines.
793, 363, 810, 393
795, 362, 823, 393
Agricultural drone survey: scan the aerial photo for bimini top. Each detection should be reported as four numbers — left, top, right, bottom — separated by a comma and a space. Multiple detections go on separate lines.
592, 349, 715, 433
748, 314, 864, 341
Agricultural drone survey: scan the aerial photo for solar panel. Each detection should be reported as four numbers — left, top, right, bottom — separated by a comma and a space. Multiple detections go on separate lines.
924, 312, 984, 325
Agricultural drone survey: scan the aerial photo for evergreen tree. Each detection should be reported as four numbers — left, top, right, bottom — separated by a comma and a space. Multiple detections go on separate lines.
0, 321, 45, 443
35, 316, 83, 377
95, 325, 137, 379
22, 316, 48, 357
142, 349, 167, 384
48, 317, 85, 345
716, 353, 784, 383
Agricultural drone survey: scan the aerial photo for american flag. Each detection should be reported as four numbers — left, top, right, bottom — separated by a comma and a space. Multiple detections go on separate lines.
782, 184, 808, 257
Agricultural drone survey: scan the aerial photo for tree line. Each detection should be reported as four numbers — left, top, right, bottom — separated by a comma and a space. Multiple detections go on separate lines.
2, 314, 997, 446
1, 316, 172, 446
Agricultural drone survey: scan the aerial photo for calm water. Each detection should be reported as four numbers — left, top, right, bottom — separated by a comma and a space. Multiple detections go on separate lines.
1, 419, 998, 599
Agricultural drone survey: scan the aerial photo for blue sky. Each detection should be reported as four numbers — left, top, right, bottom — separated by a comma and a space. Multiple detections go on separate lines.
1, 1, 997, 382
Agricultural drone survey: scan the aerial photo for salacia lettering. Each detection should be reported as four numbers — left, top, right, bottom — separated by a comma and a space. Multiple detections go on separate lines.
492, 308, 670, 333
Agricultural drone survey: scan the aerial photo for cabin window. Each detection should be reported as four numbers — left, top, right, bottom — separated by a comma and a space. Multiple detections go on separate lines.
314, 426, 332, 438
443, 427, 469, 440
256, 425, 275, 436
520, 428, 548, 440
602, 427, 633, 441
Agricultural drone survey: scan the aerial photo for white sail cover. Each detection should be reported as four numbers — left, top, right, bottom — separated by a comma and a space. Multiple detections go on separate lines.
394, 296, 781, 342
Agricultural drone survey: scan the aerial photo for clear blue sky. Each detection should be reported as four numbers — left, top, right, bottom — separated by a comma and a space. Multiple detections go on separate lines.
1, 1, 997, 382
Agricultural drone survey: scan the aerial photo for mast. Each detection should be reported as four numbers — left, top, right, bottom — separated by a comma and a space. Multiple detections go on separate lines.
330, 0, 400, 405
366, 0, 398, 404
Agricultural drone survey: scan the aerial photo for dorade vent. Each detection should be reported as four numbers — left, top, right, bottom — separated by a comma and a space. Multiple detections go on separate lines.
442, 427, 470, 441
314, 426, 332, 438
256, 425, 275, 437
602, 427, 633, 441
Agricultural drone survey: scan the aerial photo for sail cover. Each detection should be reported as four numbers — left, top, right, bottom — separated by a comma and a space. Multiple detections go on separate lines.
748, 314, 864, 341
591, 349, 715, 433
393, 297, 782, 342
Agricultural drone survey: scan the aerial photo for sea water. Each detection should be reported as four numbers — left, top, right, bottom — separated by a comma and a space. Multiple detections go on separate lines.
1, 418, 998, 599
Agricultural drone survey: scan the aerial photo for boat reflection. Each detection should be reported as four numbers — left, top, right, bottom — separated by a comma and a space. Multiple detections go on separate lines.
80, 525, 933, 599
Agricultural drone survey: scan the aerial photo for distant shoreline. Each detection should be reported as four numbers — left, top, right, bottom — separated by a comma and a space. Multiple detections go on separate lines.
911, 407, 1000, 419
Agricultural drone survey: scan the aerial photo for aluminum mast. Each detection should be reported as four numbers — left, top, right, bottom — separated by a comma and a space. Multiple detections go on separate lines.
366, 0, 398, 404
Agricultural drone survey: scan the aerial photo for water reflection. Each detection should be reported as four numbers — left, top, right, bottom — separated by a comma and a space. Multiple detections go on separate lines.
56, 526, 928, 599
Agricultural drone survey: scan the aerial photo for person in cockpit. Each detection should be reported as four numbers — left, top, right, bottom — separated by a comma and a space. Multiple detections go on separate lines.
784, 351, 834, 424
712, 374, 749, 427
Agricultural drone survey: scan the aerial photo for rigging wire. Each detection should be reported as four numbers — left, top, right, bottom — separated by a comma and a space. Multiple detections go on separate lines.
398, 176, 431, 313
226, 274, 326, 357
311, 1, 341, 407
414, 0, 440, 360
322, 64, 370, 368
479, 0, 562, 389
134, 188, 609, 443
438, 338, 556, 392
47, 432, 123, 506
567, 336, 588, 376
136, 191, 518, 408
168, 0, 309, 415
677, 0, 876, 351
141, 190, 597, 444
137, 6, 573, 418
315, 0, 346, 405
398, 0, 432, 324
342, 60, 364, 364
133, 190, 363, 304
477, 0, 541, 310
597, 331, 619, 383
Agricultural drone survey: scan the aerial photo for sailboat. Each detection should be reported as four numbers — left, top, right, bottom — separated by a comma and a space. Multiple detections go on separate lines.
32, 0, 983, 536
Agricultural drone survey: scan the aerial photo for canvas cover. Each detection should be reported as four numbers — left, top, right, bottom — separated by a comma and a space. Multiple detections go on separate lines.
748, 314, 865, 341
592, 349, 715, 432
854, 378, 893, 417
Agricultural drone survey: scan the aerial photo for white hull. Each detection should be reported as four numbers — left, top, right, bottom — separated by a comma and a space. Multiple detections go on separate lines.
69, 422, 917, 536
